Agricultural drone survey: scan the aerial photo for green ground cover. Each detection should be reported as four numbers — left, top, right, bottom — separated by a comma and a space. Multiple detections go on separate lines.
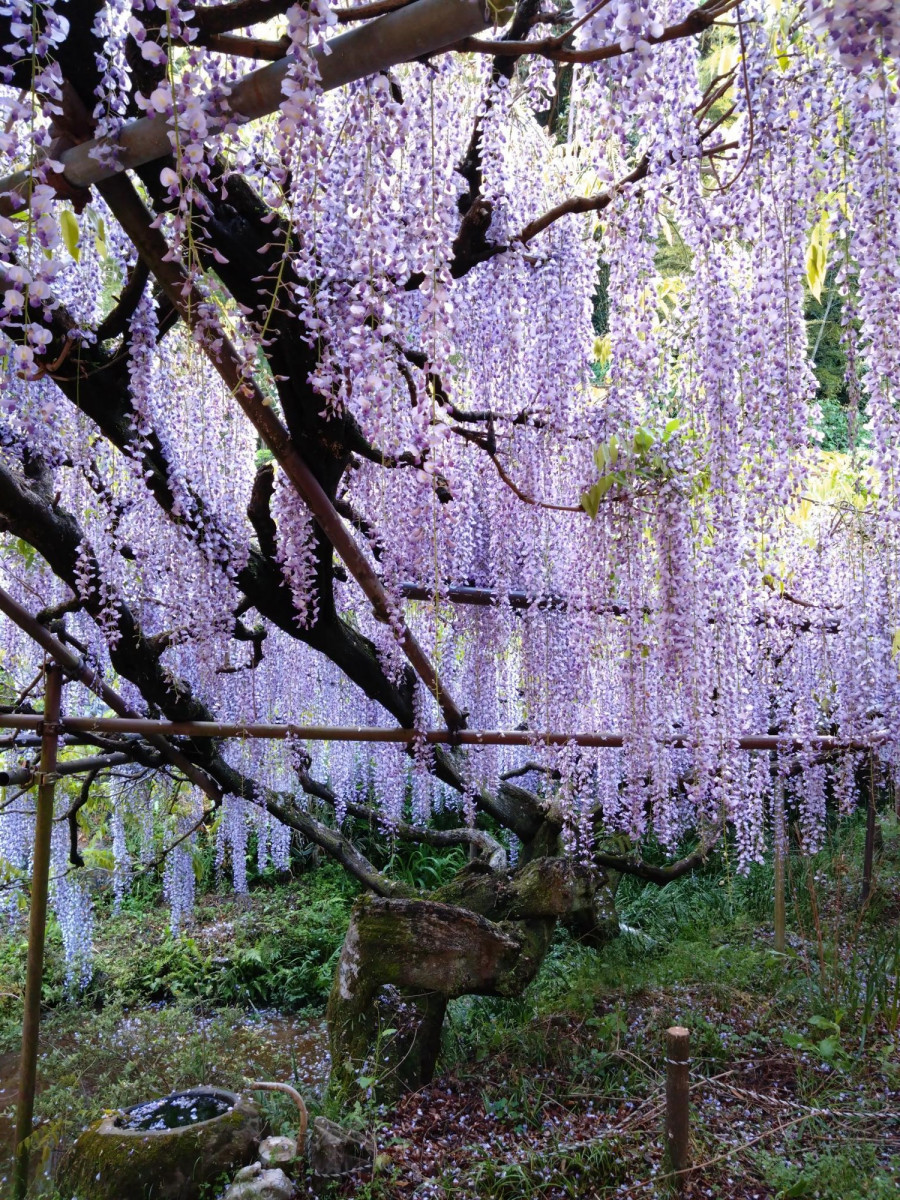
1, 814, 898, 1199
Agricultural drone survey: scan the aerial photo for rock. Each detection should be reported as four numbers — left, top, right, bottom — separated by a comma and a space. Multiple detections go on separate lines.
222, 1166, 295, 1200
233, 1162, 263, 1183
259, 1136, 297, 1168
307, 1116, 375, 1180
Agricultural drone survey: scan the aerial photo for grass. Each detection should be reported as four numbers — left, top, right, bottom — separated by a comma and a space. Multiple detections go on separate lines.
1, 811, 899, 1197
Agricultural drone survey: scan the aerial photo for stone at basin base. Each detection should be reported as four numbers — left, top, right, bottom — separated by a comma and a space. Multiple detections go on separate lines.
56, 1088, 263, 1200
307, 1116, 374, 1181
259, 1136, 297, 1168
223, 1163, 296, 1199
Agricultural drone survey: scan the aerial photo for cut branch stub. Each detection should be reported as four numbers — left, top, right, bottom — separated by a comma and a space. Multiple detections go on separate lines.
333, 895, 524, 1008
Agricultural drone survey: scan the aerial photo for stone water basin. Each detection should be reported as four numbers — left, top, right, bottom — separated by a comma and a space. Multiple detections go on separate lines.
56, 1086, 263, 1200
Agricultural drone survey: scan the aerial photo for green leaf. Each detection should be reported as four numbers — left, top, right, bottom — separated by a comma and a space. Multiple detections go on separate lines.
94, 216, 109, 261
808, 1015, 839, 1032
597, 475, 615, 497
580, 485, 601, 520
84, 847, 114, 871
60, 209, 81, 262
608, 434, 618, 465
662, 418, 682, 442
805, 212, 829, 302
816, 1035, 840, 1059
14, 538, 36, 567
779, 1176, 813, 1198
633, 427, 654, 454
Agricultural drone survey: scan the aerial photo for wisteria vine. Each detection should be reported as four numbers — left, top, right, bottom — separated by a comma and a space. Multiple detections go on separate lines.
0, 0, 898, 981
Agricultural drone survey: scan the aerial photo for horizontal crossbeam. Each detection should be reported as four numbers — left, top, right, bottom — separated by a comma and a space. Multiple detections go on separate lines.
0, 712, 887, 753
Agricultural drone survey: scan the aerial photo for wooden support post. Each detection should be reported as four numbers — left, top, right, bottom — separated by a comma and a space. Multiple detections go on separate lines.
13, 663, 63, 1200
665, 1025, 691, 1187
774, 791, 786, 953
861, 756, 877, 906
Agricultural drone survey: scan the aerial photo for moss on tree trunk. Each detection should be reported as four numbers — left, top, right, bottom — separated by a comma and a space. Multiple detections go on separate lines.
326, 849, 618, 1107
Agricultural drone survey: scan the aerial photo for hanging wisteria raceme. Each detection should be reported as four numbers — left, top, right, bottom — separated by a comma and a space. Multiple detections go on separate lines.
0, 0, 899, 946
50, 813, 94, 991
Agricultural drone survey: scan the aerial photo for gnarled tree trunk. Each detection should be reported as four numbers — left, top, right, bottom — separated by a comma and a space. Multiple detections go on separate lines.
326, 848, 619, 1105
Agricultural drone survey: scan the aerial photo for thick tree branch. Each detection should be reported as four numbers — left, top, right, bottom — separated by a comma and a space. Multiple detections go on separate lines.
94, 259, 150, 343
592, 827, 723, 883
208, 754, 412, 898
65, 767, 99, 868
335, 0, 417, 23
456, 0, 740, 63
98, 172, 465, 730
294, 762, 508, 869
192, 0, 294, 35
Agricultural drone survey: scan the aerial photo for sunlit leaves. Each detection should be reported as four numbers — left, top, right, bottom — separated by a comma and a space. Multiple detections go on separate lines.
806, 211, 830, 302
59, 209, 80, 262
581, 420, 683, 518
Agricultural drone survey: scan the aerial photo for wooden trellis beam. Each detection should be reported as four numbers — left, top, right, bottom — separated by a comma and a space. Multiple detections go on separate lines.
0, 712, 889, 754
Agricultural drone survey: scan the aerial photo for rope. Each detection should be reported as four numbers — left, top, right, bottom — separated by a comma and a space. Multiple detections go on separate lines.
698, 1076, 900, 1121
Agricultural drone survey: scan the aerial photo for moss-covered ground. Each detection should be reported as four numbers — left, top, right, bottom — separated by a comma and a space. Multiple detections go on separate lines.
1, 815, 899, 1199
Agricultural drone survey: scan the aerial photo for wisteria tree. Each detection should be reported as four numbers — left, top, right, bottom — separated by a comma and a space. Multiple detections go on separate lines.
1, 0, 899, 1102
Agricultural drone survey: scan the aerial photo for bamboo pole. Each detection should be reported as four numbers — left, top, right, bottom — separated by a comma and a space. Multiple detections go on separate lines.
0, 0, 502, 216
0, 711, 890, 751
13, 664, 63, 1200
664, 1025, 691, 1187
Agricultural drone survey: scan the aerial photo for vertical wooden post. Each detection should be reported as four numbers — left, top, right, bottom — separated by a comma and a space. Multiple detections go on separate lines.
13, 663, 63, 1200
774, 790, 786, 953
861, 757, 876, 906
665, 1025, 691, 1187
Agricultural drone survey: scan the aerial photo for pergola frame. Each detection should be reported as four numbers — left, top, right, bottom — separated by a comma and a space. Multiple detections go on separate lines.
0, 583, 887, 1197
0, 4, 885, 1189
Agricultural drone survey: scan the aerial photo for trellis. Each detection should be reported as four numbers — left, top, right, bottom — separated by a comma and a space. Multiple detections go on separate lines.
0, 1, 894, 1193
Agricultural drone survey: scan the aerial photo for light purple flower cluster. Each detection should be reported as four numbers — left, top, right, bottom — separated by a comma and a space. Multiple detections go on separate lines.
807, 0, 900, 70
1, 0, 900, 940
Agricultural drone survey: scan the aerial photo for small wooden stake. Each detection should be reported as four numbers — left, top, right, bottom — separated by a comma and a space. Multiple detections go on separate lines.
665, 1025, 691, 1188
13, 663, 63, 1200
